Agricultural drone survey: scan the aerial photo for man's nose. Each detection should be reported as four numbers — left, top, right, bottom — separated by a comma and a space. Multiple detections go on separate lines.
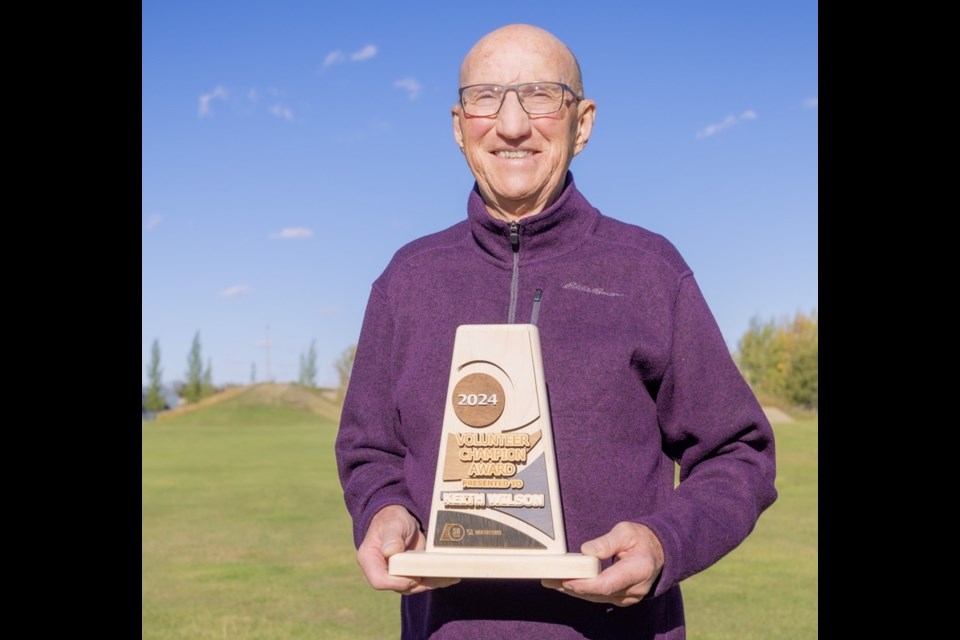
496, 91, 532, 138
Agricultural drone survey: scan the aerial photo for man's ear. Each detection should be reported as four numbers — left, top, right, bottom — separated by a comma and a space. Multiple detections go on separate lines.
573, 99, 596, 156
452, 105, 465, 152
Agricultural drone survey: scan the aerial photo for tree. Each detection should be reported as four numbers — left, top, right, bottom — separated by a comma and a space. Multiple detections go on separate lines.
782, 312, 818, 409
184, 331, 204, 403
299, 339, 318, 388
144, 339, 166, 412
334, 344, 357, 400
736, 309, 818, 410
202, 358, 215, 397
737, 317, 786, 396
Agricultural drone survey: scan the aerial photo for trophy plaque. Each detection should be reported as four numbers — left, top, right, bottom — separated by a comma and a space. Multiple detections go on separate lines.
388, 324, 600, 579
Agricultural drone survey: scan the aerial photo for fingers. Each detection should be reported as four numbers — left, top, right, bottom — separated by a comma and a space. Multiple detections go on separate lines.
356, 505, 461, 595
358, 542, 462, 594
542, 558, 653, 607
541, 522, 665, 607
397, 576, 462, 595
357, 541, 417, 591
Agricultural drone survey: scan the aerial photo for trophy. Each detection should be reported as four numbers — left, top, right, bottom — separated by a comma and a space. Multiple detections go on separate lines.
388, 324, 600, 579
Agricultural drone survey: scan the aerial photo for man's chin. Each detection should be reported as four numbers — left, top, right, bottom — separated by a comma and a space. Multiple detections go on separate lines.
487, 180, 541, 204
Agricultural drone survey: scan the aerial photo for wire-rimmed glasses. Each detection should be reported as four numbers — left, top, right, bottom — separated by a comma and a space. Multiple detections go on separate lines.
458, 82, 582, 116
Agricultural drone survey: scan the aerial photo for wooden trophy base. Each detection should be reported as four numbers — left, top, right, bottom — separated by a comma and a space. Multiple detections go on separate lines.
389, 550, 599, 579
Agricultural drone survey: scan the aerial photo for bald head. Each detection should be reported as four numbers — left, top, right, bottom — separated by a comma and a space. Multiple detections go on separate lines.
459, 24, 584, 96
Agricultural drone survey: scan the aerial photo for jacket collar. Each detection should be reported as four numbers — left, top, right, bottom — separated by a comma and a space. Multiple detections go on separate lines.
467, 172, 599, 264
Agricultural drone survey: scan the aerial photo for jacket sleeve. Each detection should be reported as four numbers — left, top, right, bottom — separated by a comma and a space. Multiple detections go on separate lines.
335, 282, 419, 548
637, 273, 778, 595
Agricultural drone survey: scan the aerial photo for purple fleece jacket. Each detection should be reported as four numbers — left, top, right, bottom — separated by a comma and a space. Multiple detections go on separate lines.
335, 173, 778, 639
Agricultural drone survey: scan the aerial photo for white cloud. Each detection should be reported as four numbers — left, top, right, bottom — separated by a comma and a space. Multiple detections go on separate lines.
697, 116, 736, 138
198, 85, 228, 117
351, 44, 377, 61
270, 227, 313, 239
394, 77, 422, 100
199, 86, 297, 120
220, 285, 252, 298
144, 213, 162, 230
323, 44, 378, 69
696, 110, 758, 139
317, 306, 341, 317
324, 50, 345, 67
803, 97, 818, 109
270, 104, 294, 121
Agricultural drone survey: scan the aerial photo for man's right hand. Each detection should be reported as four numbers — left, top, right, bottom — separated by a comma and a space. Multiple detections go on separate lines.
356, 504, 461, 595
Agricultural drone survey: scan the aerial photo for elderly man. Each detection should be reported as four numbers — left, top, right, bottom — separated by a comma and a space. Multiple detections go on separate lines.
335, 23, 777, 639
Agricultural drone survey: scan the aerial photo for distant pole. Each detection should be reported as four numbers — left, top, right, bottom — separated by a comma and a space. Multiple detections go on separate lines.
265, 325, 273, 381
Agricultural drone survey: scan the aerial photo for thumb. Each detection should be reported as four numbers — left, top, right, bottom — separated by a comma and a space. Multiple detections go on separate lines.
380, 517, 417, 557
580, 525, 630, 560
380, 533, 406, 557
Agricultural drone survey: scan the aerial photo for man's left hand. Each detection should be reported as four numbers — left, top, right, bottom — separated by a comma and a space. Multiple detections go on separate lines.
541, 522, 665, 607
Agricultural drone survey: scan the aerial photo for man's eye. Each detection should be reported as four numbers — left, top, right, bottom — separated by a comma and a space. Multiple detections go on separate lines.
522, 86, 557, 100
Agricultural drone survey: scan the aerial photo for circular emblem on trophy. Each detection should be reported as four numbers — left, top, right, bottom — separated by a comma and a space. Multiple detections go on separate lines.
452, 372, 505, 427
438, 522, 466, 542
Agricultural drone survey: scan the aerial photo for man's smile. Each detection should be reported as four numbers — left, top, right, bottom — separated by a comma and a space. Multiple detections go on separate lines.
494, 150, 534, 159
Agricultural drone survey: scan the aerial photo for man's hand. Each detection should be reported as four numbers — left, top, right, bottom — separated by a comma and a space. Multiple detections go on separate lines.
542, 522, 665, 607
356, 505, 461, 595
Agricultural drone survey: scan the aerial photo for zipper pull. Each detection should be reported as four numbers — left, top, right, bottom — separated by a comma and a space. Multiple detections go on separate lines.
531, 288, 543, 326
509, 222, 520, 253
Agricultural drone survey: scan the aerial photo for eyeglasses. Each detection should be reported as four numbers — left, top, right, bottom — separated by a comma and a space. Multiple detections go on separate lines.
458, 82, 583, 117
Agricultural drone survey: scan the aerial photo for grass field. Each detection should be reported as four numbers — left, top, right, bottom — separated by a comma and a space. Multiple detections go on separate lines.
142, 384, 817, 639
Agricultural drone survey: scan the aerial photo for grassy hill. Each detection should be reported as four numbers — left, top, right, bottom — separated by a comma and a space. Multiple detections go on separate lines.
156, 383, 343, 425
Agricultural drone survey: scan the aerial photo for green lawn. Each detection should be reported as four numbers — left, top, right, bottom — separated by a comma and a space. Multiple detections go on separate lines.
142, 399, 817, 639
682, 419, 818, 638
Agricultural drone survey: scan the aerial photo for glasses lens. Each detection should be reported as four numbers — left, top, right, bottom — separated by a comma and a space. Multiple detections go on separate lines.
462, 85, 504, 116
517, 83, 565, 114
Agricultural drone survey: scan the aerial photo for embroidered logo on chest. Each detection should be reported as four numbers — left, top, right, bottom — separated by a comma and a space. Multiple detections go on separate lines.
562, 282, 625, 298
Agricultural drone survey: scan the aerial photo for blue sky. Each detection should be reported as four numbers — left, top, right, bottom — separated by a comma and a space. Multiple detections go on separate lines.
142, 0, 818, 388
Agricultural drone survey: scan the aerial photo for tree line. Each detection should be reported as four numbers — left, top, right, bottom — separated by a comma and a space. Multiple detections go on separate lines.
143, 332, 216, 411
145, 311, 817, 415
143, 333, 357, 412
735, 309, 818, 411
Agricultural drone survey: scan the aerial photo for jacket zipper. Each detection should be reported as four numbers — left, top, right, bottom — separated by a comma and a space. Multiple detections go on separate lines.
508, 222, 520, 323
507, 222, 543, 326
